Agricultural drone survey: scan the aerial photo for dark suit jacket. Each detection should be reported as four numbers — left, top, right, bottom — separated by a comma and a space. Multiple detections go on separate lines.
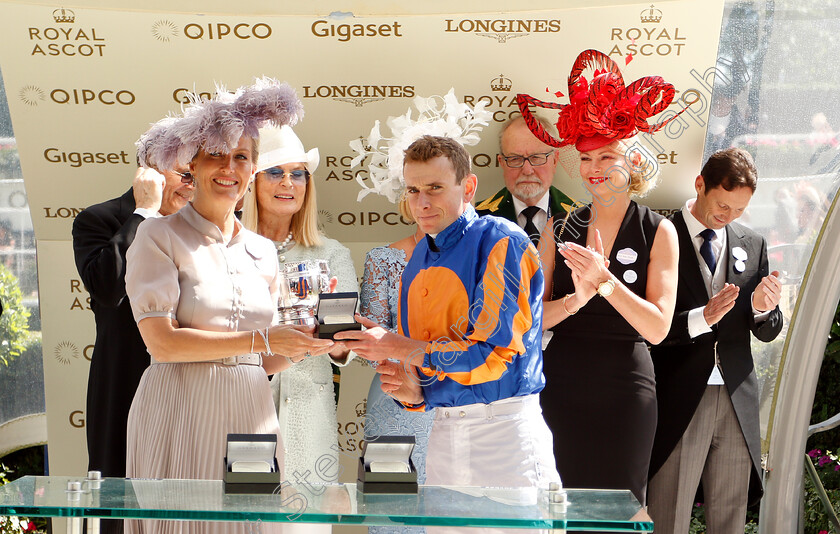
649, 210, 783, 505
475, 186, 574, 223
72, 189, 150, 477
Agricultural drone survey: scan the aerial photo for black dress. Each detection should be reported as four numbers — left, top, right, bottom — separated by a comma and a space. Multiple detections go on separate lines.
542, 200, 661, 506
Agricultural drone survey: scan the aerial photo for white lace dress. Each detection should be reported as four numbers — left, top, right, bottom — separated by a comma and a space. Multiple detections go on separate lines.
269, 236, 358, 486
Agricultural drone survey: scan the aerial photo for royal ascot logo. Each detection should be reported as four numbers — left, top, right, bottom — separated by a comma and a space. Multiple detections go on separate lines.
443, 18, 561, 43
302, 85, 414, 107
355, 399, 367, 418
460, 75, 520, 123
19, 85, 46, 106
28, 7, 107, 57
609, 4, 685, 57
54, 340, 79, 365
151, 19, 179, 42
641, 5, 663, 23
491, 74, 512, 92
310, 20, 403, 42
43, 147, 132, 168
19, 85, 136, 106
53, 7, 74, 23
323, 153, 373, 181
70, 279, 93, 311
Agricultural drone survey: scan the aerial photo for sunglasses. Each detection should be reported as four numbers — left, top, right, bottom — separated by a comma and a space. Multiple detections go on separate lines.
261, 167, 311, 184
176, 171, 194, 184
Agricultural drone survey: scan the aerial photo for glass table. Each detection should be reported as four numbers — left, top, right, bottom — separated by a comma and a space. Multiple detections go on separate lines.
0, 476, 652, 532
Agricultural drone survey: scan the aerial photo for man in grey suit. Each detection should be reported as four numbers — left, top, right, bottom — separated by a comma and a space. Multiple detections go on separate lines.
647, 147, 783, 533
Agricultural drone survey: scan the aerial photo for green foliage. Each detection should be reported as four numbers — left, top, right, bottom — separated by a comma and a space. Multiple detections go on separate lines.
0, 449, 47, 534
0, 463, 10, 485
804, 450, 840, 534
0, 447, 44, 480
810, 301, 840, 455
0, 264, 30, 366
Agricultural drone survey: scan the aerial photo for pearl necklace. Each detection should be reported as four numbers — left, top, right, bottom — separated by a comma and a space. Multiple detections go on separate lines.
275, 232, 294, 261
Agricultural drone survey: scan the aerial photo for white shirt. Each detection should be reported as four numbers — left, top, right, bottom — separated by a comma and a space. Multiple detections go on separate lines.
133, 207, 161, 219
681, 200, 769, 385
512, 191, 550, 236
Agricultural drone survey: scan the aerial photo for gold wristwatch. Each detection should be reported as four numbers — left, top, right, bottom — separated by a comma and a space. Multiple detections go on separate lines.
597, 279, 616, 297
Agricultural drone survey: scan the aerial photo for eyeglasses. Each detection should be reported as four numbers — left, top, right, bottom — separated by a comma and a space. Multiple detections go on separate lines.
176, 171, 193, 184
500, 151, 554, 168
261, 167, 311, 184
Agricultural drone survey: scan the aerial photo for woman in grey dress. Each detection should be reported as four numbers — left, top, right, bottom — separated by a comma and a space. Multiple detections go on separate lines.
125, 81, 334, 534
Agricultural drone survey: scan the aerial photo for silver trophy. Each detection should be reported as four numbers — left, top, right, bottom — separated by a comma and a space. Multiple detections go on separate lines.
278, 260, 330, 325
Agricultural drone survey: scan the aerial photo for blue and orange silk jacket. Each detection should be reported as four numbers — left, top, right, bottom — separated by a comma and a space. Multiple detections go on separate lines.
398, 206, 546, 410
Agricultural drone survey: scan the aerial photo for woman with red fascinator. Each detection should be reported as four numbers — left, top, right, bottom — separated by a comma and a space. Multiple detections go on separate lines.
517, 49, 686, 505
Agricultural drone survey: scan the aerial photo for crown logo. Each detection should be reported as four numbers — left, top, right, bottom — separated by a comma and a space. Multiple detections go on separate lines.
491, 74, 512, 92
355, 399, 367, 418
53, 7, 75, 23
640, 5, 662, 23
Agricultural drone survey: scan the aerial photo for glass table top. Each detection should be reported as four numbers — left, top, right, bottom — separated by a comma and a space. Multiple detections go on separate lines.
0, 476, 653, 531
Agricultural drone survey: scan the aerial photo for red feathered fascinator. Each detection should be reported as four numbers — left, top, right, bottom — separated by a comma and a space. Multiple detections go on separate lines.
516, 49, 692, 152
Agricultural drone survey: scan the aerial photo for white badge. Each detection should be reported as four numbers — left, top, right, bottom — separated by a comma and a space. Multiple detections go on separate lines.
616, 247, 638, 265
732, 246, 748, 261
623, 270, 638, 284
734, 260, 746, 273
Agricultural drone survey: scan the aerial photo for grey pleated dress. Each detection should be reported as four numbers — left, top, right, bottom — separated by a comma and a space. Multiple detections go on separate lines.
124, 204, 285, 534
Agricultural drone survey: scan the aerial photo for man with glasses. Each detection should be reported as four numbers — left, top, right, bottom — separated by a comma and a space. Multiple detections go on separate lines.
71, 153, 193, 534
476, 116, 574, 248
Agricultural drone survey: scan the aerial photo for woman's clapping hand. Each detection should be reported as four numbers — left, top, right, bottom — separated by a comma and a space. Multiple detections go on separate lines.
559, 229, 610, 288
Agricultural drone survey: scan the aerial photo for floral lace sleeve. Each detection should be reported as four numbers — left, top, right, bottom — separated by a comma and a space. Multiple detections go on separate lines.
360, 246, 407, 332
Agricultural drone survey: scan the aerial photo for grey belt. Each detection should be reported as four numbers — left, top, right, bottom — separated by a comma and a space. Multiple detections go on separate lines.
211, 353, 263, 366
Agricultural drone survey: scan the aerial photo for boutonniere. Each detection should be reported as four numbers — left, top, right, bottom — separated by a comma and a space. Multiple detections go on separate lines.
732, 246, 748, 273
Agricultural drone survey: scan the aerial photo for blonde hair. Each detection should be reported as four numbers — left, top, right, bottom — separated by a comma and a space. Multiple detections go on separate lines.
616, 138, 660, 198
240, 172, 323, 247
398, 196, 414, 223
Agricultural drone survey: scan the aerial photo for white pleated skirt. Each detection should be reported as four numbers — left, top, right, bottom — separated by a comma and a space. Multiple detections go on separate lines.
125, 361, 285, 534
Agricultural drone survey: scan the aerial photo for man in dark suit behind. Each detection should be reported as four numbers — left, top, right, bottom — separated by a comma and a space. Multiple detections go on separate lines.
475, 116, 574, 245
72, 165, 193, 485
647, 148, 783, 533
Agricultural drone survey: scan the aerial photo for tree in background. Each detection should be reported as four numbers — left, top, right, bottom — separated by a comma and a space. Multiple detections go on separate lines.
0, 264, 30, 366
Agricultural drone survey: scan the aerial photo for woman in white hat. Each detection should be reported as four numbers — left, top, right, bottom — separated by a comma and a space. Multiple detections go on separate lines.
240, 126, 358, 521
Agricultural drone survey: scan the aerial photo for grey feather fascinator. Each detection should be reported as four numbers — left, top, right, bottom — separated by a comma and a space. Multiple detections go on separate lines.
136, 76, 303, 171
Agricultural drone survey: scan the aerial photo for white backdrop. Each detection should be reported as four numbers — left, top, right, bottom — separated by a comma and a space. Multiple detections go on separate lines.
0, 0, 724, 511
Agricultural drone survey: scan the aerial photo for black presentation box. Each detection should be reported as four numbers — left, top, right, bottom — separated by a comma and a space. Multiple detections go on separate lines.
357, 436, 418, 494
223, 433, 282, 494
317, 292, 362, 339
